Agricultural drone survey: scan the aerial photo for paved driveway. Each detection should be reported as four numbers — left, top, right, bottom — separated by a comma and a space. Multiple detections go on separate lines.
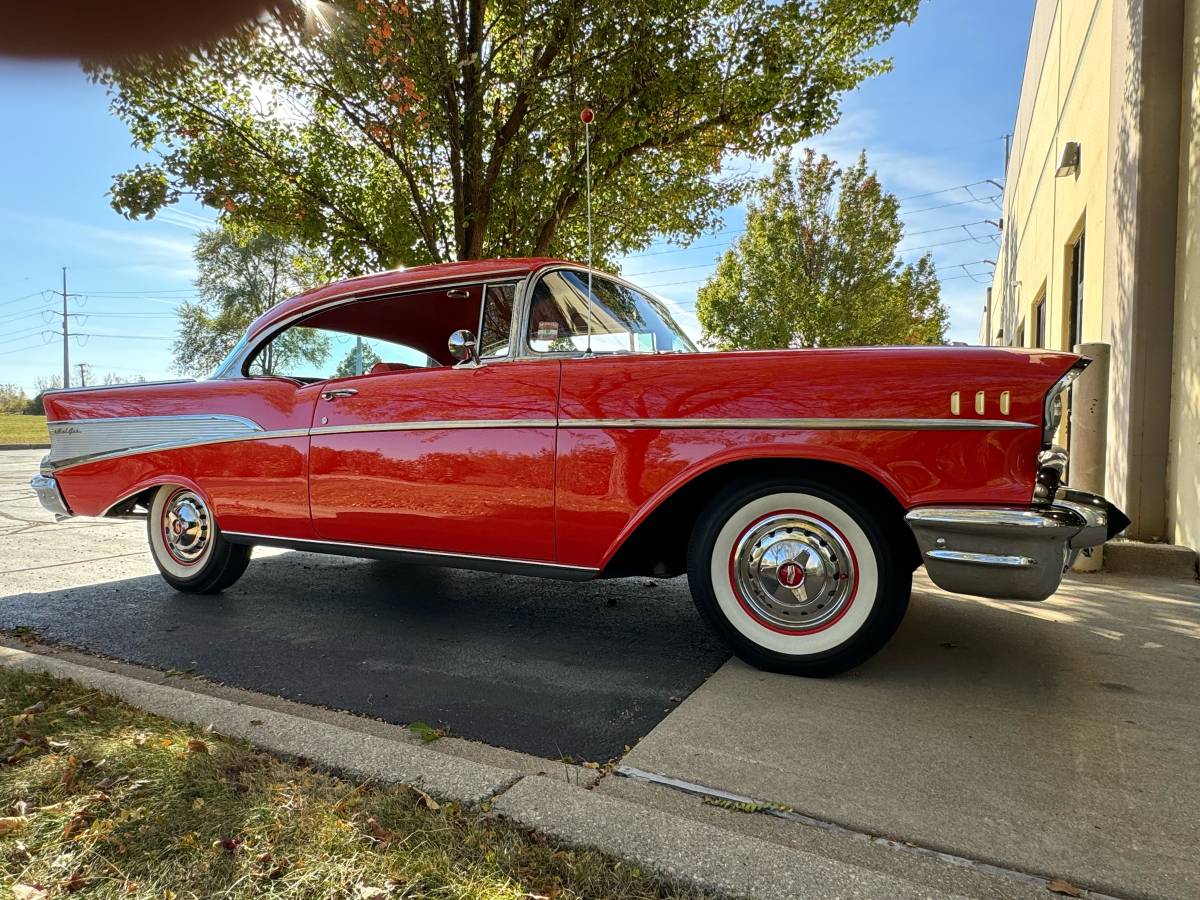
0, 450, 728, 760
620, 571, 1200, 899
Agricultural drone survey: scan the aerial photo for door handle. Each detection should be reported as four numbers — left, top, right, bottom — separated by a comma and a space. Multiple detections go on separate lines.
321, 388, 358, 400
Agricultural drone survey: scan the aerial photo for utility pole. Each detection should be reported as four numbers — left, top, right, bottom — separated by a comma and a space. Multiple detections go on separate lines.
61, 267, 69, 388
53, 267, 83, 389
75, 362, 90, 387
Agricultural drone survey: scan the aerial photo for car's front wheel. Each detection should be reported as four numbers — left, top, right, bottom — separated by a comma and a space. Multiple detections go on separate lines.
147, 485, 250, 594
687, 476, 910, 677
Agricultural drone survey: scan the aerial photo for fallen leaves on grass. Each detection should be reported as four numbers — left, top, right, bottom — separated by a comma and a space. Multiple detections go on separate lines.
364, 816, 395, 845
0, 814, 28, 832
0, 667, 705, 900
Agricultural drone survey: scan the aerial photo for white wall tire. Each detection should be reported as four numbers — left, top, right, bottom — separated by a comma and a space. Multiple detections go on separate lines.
147, 485, 251, 594
687, 477, 910, 676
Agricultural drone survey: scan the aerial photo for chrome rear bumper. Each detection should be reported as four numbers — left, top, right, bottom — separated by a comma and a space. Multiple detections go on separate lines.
905, 488, 1128, 601
30, 472, 73, 521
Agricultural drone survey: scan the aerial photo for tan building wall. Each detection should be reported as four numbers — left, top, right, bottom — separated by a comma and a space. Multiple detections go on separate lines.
988, 0, 1195, 548
1170, 0, 1200, 552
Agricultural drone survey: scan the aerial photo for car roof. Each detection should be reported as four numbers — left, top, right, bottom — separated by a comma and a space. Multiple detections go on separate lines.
247, 257, 580, 339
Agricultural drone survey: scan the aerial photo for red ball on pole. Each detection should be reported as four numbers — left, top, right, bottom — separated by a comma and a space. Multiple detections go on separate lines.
580, 107, 595, 124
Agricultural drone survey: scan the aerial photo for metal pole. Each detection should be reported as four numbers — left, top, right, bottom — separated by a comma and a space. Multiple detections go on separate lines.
62, 267, 70, 388
1069, 342, 1110, 571
584, 115, 594, 355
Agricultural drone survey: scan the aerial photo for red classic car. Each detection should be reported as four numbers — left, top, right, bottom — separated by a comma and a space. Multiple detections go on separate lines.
31, 258, 1127, 676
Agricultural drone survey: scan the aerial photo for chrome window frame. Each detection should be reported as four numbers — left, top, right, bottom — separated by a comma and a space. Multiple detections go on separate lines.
514, 264, 697, 361
476, 279, 524, 362
211, 273, 534, 381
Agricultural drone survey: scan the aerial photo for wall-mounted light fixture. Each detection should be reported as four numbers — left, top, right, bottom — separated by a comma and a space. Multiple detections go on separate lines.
1055, 141, 1081, 177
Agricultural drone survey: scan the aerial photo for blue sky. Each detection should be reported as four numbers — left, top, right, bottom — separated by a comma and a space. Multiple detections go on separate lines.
0, 0, 1033, 394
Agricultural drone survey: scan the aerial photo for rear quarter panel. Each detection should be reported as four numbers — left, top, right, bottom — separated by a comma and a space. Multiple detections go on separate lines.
44, 379, 320, 537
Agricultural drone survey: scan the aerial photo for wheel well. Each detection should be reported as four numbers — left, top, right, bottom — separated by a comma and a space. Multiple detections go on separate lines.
599, 458, 919, 579
102, 486, 158, 519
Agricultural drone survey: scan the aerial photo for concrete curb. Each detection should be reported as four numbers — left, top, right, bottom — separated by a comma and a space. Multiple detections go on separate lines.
0, 641, 946, 900
492, 776, 963, 900
0, 443, 49, 451
0, 644, 515, 804
1104, 540, 1198, 578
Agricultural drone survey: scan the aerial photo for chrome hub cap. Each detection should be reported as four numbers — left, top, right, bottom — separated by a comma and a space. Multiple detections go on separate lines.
732, 513, 856, 631
162, 490, 210, 565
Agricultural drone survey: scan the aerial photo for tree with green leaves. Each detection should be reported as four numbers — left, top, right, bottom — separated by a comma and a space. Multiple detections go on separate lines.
333, 341, 383, 377
696, 149, 947, 349
172, 227, 329, 376
93, 0, 923, 274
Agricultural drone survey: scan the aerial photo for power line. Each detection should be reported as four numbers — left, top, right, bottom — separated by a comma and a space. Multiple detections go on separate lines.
0, 289, 50, 309
0, 306, 52, 326
0, 339, 53, 358
895, 179, 1002, 203
0, 324, 52, 346
900, 194, 1002, 216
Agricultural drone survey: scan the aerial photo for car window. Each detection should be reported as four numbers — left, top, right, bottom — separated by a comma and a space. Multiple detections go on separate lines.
247, 327, 435, 381
526, 271, 696, 354
479, 282, 517, 358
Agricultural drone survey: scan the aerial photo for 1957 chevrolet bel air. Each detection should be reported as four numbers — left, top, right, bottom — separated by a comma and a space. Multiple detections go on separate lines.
31, 258, 1128, 676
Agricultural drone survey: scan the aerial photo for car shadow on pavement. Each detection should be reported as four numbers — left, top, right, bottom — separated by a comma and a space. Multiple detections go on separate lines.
0, 550, 730, 761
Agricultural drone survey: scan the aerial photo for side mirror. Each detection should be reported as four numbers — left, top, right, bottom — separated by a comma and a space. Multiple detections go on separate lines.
448, 329, 480, 366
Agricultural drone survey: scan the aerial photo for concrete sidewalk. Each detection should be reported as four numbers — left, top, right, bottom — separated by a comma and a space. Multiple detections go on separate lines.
620, 572, 1200, 899
0, 638, 1056, 899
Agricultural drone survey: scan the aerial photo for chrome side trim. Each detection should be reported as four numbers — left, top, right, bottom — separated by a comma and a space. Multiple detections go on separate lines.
565, 417, 1035, 431
222, 531, 599, 581
44, 379, 195, 395
47, 415, 263, 468
43, 421, 309, 473
309, 419, 558, 437
925, 549, 1036, 569
43, 412, 1037, 474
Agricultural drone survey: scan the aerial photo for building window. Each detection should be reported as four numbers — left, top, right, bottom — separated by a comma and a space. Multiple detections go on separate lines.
1067, 231, 1084, 349
1033, 294, 1046, 348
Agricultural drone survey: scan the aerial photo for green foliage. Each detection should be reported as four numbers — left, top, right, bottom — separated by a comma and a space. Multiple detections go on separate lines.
173, 227, 329, 376
25, 375, 62, 416
91, 0, 922, 273
696, 149, 948, 349
333, 340, 382, 378
0, 384, 29, 415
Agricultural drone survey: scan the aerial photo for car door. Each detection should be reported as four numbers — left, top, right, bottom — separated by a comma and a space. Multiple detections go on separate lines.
306, 278, 559, 563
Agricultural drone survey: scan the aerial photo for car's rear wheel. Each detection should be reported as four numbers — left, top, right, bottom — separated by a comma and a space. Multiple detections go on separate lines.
686, 476, 910, 677
147, 485, 250, 594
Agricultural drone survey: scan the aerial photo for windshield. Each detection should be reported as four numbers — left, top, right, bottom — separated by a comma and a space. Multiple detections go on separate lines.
527, 270, 696, 354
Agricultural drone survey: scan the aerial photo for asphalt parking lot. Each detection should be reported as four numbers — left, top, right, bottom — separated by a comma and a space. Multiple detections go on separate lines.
0, 450, 728, 760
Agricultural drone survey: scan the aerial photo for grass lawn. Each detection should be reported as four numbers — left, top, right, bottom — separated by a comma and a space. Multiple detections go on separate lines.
0, 668, 702, 899
0, 415, 48, 445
